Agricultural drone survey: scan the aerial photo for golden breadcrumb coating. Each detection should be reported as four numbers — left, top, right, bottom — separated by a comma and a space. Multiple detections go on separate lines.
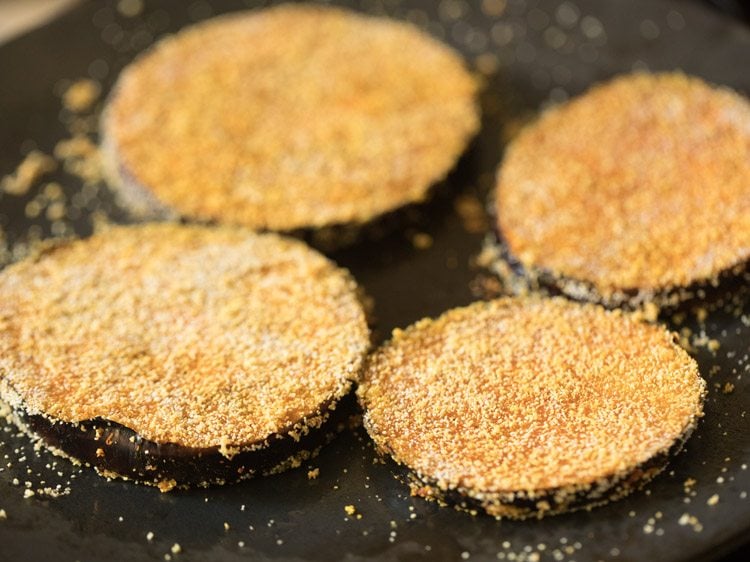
0, 223, 370, 449
360, 297, 704, 517
495, 72, 750, 301
102, 4, 479, 230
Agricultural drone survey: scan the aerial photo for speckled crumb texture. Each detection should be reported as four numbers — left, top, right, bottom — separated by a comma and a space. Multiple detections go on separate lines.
0, 223, 370, 485
101, 3, 480, 231
359, 297, 706, 518
494, 72, 750, 306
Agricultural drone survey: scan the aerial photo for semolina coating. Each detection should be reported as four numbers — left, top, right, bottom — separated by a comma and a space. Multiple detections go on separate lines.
101, 4, 480, 230
0, 223, 370, 450
495, 72, 750, 302
359, 297, 705, 517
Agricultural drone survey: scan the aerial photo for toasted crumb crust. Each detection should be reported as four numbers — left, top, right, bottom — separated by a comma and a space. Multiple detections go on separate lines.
101, 4, 480, 231
402, 419, 696, 519
0, 223, 370, 452
359, 297, 705, 518
494, 72, 750, 303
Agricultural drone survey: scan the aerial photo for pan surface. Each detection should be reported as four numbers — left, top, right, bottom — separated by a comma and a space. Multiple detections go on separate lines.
0, 1, 749, 561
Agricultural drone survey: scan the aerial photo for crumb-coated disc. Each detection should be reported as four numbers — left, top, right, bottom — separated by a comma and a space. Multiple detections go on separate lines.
359, 297, 705, 518
0, 223, 370, 489
494, 72, 750, 306
101, 4, 480, 231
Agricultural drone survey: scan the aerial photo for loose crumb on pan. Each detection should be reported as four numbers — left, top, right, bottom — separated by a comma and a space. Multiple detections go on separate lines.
0, 151, 57, 196
410, 232, 433, 250
62, 79, 101, 113
344, 503, 363, 519
54, 135, 104, 185
678, 513, 704, 532
454, 193, 489, 234
101, 4, 479, 231
0, 223, 370, 450
494, 72, 750, 305
116, 0, 144, 18
157, 480, 177, 493
359, 297, 705, 518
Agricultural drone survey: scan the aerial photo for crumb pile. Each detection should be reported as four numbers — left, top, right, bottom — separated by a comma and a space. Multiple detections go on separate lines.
0, 224, 370, 450
102, 4, 479, 230
495, 73, 750, 303
360, 297, 705, 518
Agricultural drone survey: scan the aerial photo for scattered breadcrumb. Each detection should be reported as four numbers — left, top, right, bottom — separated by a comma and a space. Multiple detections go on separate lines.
678, 513, 703, 532
307, 468, 320, 480
54, 135, 103, 184
635, 302, 660, 323
411, 232, 433, 250
170, 543, 181, 555
157, 480, 176, 493
146, 531, 154, 542
0, 509, 6, 520
117, 0, 144, 18
62, 79, 101, 113
454, 193, 489, 234
1, 151, 57, 196
54, 135, 97, 161
707, 494, 720, 506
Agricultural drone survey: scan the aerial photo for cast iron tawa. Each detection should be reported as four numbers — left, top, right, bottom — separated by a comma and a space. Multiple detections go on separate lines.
0, 1, 749, 561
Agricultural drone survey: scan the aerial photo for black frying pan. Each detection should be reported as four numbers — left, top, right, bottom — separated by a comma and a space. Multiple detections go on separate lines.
0, 1, 749, 561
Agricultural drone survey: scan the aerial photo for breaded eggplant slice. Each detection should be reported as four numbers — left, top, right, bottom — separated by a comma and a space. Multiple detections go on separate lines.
493, 72, 750, 308
0, 224, 370, 490
101, 4, 480, 233
359, 297, 705, 519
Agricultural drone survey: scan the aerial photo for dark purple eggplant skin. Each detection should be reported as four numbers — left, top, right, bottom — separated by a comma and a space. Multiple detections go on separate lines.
13, 394, 354, 489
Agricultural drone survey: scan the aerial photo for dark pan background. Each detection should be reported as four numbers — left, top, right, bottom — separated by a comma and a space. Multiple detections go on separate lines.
0, 1, 749, 561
